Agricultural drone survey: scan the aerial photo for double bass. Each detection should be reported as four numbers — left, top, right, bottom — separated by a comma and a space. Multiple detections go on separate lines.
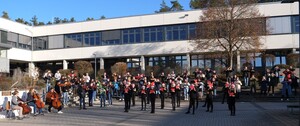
33, 92, 45, 109
51, 92, 62, 109
17, 96, 31, 115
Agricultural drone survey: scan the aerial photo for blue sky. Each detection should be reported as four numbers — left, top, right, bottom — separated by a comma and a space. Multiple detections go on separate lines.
0, 0, 191, 23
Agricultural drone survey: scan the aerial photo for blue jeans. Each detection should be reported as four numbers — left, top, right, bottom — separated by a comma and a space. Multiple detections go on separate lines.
62, 92, 69, 106
184, 87, 189, 100
114, 89, 119, 96
93, 91, 97, 101
282, 83, 292, 98
100, 93, 106, 107
108, 92, 112, 105
244, 77, 249, 87
46, 82, 51, 92
28, 102, 42, 114
79, 95, 86, 109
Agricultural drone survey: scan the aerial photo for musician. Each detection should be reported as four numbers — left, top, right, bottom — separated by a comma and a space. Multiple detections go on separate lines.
185, 83, 197, 115
170, 81, 176, 111
43, 70, 52, 92
77, 79, 87, 110
206, 80, 214, 113
47, 88, 63, 113
228, 83, 236, 116
27, 88, 41, 116
124, 84, 131, 112
11, 91, 24, 120
159, 83, 166, 109
130, 81, 137, 106
175, 82, 181, 107
88, 79, 95, 106
140, 86, 147, 111
61, 77, 70, 107
149, 85, 156, 113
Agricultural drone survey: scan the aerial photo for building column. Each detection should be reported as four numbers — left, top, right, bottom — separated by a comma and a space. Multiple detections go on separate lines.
63, 60, 68, 70
100, 58, 104, 70
141, 56, 145, 74
28, 62, 35, 76
186, 53, 191, 75
236, 51, 240, 72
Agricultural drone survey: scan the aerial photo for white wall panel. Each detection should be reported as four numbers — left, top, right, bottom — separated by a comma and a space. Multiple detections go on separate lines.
7, 48, 32, 62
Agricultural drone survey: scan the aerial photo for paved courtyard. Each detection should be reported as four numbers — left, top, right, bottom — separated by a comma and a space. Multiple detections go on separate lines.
0, 99, 299, 126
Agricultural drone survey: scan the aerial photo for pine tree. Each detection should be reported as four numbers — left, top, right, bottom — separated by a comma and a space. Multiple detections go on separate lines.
30, 15, 38, 26
54, 17, 61, 24
15, 18, 25, 24
2, 11, 10, 19
155, 0, 171, 13
70, 17, 76, 22
170, 0, 184, 11
100, 15, 106, 19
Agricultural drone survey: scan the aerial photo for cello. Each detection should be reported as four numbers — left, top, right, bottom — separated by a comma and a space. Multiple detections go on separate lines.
33, 92, 45, 109
51, 92, 62, 109
17, 96, 32, 115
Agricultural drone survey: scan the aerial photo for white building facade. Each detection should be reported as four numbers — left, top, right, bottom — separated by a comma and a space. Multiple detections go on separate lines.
0, 2, 299, 76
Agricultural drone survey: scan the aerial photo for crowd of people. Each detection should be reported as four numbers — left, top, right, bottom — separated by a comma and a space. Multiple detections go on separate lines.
10, 65, 299, 120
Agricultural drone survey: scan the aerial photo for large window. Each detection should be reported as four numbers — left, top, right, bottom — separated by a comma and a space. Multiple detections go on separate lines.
123, 29, 141, 44
188, 24, 196, 39
144, 27, 164, 42
127, 58, 141, 68
292, 15, 299, 33
0, 31, 7, 44
18, 35, 31, 50
191, 55, 211, 69
166, 25, 187, 41
48, 35, 63, 49
268, 16, 291, 34
7, 32, 18, 47
84, 32, 101, 46
102, 30, 121, 45
65, 34, 83, 48
33, 37, 47, 50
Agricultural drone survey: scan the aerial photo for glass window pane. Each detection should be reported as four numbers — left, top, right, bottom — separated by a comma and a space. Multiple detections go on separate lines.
281, 56, 286, 64
205, 59, 211, 68
192, 60, 198, 67
274, 57, 281, 65
255, 57, 262, 67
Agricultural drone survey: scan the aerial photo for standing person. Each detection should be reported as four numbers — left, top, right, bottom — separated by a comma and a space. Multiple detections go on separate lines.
159, 83, 166, 109
130, 82, 137, 106
225, 67, 234, 83
205, 68, 212, 80
170, 81, 176, 111
46, 88, 63, 114
281, 78, 292, 101
183, 80, 190, 101
175, 82, 181, 107
107, 81, 114, 105
221, 82, 230, 104
99, 82, 106, 108
124, 84, 131, 112
83, 73, 90, 84
260, 76, 268, 96
146, 82, 151, 104
11, 91, 24, 120
249, 74, 258, 95
140, 86, 147, 111
119, 80, 125, 101
234, 77, 242, 99
185, 83, 197, 115
160, 72, 166, 83
43, 70, 52, 92
77, 79, 87, 110
149, 85, 156, 113
268, 73, 277, 96
228, 83, 236, 116
242, 66, 250, 87
54, 71, 61, 83
250, 67, 255, 78
87, 81, 94, 106
113, 79, 120, 97
291, 72, 299, 96
273, 65, 280, 85
206, 80, 214, 113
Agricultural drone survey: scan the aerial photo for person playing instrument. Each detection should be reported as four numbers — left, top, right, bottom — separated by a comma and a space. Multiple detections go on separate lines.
11, 91, 24, 120
27, 88, 41, 116
46, 88, 63, 114
159, 83, 166, 109
149, 85, 156, 113
140, 85, 147, 111
185, 83, 197, 115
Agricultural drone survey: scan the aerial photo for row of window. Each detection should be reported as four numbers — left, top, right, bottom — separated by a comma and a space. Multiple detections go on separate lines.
0, 16, 298, 50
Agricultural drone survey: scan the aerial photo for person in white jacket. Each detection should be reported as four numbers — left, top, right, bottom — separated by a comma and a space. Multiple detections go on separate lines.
234, 77, 242, 99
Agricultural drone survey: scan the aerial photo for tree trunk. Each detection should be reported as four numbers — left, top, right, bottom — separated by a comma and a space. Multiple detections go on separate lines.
228, 53, 234, 69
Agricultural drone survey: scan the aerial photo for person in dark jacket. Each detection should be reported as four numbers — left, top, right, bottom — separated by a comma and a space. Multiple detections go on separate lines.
185, 83, 197, 115
149, 85, 156, 113
77, 79, 87, 110
268, 73, 277, 96
260, 76, 268, 96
